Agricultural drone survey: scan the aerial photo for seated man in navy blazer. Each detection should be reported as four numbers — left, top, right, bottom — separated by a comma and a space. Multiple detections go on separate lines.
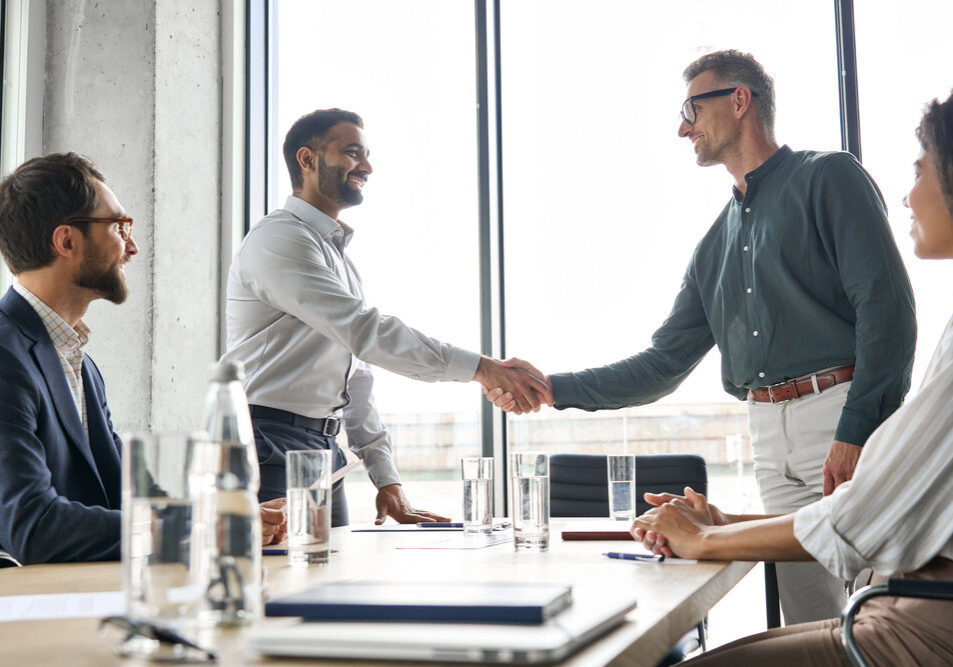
0, 153, 285, 564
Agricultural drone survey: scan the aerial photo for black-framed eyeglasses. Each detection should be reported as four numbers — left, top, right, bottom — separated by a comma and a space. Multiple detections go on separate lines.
680, 87, 759, 125
98, 615, 217, 663
65, 216, 134, 241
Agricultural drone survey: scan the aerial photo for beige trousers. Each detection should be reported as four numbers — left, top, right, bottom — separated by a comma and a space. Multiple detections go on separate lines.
684, 557, 953, 666
746, 381, 852, 624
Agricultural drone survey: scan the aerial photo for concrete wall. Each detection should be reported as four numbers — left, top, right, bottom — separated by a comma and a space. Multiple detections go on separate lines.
43, 1, 223, 433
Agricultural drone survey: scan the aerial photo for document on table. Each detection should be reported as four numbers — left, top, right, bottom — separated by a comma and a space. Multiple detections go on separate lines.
0, 591, 124, 622
395, 534, 513, 549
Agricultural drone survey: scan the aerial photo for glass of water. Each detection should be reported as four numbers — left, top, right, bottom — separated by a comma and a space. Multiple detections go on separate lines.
607, 454, 637, 521
461, 457, 494, 534
286, 450, 332, 566
510, 452, 549, 551
121, 432, 204, 648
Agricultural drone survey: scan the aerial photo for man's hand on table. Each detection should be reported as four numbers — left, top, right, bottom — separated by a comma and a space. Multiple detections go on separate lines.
823, 440, 862, 495
260, 497, 287, 545
375, 484, 451, 525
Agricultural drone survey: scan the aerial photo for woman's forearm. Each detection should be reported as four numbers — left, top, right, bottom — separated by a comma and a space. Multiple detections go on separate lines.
698, 514, 814, 562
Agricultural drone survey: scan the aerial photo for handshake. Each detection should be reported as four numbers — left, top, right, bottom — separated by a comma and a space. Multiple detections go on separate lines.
474, 356, 553, 415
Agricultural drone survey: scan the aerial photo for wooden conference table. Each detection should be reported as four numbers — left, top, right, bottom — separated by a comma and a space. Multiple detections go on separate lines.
0, 521, 753, 667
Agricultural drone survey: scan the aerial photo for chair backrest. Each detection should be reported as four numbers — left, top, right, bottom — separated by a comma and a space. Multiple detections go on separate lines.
550, 453, 707, 518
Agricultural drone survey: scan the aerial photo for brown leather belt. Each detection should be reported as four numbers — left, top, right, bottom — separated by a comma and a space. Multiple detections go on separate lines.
749, 364, 854, 403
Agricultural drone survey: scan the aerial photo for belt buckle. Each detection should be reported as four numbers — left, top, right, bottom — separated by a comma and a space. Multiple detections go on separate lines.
767, 380, 792, 404
322, 417, 341, 437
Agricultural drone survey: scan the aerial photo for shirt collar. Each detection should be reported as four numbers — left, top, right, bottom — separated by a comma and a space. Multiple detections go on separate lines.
12, 281, 89, 351
731, 144, 793, 201
283, 196, 354, 248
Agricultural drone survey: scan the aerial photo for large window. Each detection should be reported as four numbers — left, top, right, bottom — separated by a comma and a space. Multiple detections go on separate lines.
855, 1, 953, 389
500, 1, 839, 512
271, 1, 482, 517
266, 1, 856, 519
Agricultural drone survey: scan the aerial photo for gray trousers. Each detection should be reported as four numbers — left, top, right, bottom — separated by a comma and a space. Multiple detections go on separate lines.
747, 381, 851, 624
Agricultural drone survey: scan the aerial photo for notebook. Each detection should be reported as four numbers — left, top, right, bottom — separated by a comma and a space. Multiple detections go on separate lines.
560, 520, 635, 541
265, 581, 571, 624
250, 588, 637, 664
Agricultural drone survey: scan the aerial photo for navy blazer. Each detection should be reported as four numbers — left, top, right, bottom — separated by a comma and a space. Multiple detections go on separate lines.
0, 287, 122, 563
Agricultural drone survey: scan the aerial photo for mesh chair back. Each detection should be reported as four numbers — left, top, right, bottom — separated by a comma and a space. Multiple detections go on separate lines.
550, 453, 707, 518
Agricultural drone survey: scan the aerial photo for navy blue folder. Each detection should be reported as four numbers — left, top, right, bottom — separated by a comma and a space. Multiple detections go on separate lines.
265, 581, 573, 624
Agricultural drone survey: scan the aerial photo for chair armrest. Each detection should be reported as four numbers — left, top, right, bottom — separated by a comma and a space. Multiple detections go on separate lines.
842, 578, 953, 667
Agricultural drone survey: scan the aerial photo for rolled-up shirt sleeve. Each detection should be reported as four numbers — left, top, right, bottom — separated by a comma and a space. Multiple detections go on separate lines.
794, 326, 953, 579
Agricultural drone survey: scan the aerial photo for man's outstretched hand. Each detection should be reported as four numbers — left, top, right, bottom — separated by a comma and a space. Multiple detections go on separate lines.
482, 357, 552, 414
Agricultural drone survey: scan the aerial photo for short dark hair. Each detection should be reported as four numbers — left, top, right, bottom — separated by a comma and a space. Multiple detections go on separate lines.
0, 152, 104, 274
916, 90, 953, 217
683, 49, 776, 134
282, 108, 364, 191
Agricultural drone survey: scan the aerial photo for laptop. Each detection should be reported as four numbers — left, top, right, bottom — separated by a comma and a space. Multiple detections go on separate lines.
249, 589, 637, 664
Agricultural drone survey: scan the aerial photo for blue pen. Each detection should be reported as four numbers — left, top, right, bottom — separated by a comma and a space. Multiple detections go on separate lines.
602, 551, 665, 563
263, 548, 287, 555
418, 522, 463, 528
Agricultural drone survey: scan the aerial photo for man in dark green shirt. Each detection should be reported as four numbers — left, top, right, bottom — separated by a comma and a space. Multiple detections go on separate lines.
488, 50, 916, 624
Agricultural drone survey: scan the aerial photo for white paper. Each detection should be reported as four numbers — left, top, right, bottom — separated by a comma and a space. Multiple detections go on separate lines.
0, 591, 124, 622
395, 534, 513, 550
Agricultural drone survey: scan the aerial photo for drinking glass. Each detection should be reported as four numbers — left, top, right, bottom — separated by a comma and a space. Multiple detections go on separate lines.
607, 455, 637, 521
121, 432, 204, 650
461, 457, 494, 534
509, 452, 549, 551
286, 450, 332, 566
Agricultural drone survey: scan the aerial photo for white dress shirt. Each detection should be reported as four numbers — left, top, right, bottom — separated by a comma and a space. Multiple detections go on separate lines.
13, 282, 90, 441
794, 313, 953, 579
223, 196, 480, 487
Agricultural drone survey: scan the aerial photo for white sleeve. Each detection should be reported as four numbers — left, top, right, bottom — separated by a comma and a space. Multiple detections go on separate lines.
794, 342, 953, 580
239, 222, 480, 382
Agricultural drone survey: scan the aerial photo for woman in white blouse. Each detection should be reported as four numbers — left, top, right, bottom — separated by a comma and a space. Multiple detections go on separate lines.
632, 91, 953, 665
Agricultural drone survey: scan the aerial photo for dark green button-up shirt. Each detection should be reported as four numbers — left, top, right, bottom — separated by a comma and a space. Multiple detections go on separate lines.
551, 145, 916, 447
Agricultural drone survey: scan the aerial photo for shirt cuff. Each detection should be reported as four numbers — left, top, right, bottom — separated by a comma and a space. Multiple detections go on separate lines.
834, 408, 879, 447
793, 488, 866, 581
444, 347, 481, 382
359, 446, 402, 489
549, 372, 578, 410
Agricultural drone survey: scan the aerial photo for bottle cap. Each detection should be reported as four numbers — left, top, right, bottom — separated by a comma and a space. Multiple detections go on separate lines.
210, 360, 246, 383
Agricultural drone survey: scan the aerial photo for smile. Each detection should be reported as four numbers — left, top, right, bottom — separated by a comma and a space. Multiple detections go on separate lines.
347, 175, 366, 189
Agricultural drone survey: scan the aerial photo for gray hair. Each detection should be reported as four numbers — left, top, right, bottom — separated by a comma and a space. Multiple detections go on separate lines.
683, 50, 776, 134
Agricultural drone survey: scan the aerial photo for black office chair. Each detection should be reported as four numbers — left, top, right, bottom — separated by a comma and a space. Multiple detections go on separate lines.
840, 578, 953, 666
549, 453, 707, 665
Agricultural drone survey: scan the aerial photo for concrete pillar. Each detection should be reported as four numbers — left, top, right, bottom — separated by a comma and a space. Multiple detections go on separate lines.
43, 1, 223, 432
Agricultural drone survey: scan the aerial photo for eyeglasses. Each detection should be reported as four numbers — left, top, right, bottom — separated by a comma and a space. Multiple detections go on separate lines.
98, 615, 217, 663
65, 216, 134, 241
680, 87, 759, 125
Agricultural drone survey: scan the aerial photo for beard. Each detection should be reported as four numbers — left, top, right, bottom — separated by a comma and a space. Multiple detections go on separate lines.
695, 127, 742, 167
318, 154, 364, 206
74, 245, 129, 304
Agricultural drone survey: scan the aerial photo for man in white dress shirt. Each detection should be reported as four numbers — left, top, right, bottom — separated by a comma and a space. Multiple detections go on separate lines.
222, 109, 550, 527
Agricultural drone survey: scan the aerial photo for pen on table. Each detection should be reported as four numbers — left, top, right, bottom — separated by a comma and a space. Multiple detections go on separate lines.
602, 551, 665, 563
417, 522, 463, 528
262, 548, 287, 555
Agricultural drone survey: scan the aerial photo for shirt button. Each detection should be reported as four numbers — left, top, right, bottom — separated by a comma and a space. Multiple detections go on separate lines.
759, 372, 765, 378
752, 330, 759, 336
746, 288, 752, 294
743, 245, 749, 252
412, 374, 420, 380
745, 207, 751, 213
